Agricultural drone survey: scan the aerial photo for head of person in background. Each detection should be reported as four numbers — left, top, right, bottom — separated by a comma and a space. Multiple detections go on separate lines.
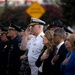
42, 30, 54, 53
48, 20, 63, 31
54, 28, 66, 46
0, 23, 4, 31
18, 27, 26, 37
0, 24, 5, 38
65, 33, 75, 52
0, 27, 9, 42
29, 17, 46, 36
7, 24, 20, 39
64, 26, 74, 39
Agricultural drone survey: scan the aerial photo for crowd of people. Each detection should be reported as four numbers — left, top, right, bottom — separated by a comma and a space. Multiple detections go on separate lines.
0, 17, 75, 75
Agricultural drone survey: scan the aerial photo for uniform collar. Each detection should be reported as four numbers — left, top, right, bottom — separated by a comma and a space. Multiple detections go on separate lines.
36, 32, 44, 40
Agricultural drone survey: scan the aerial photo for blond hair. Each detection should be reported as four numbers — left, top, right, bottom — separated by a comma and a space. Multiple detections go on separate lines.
68, 33, 75, 50
45, 30, 54, 53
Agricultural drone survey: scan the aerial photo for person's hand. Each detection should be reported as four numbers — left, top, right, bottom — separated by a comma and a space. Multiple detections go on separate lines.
20, 54, 27, 60
62, 56, 70, 65
24, 26, 30, 36
52, 54, 59, 63
41, 50, 49, 60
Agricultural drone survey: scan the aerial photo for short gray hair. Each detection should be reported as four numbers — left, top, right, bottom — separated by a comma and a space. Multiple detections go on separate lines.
54, 28, 66, 39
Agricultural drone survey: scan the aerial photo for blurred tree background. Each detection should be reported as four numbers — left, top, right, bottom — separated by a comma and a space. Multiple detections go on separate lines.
40, 4, 62, 25
0, 6, 30, 28
0, 0, 75, 27
60, 0, 75, 26
0, 4, 62, 27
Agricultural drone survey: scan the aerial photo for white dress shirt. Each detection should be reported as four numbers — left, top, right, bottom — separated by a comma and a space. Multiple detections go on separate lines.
56, 41, 64, 54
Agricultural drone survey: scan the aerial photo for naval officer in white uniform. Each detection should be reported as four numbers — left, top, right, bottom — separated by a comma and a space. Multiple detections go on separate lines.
26, 18, 46, 75
20, 18, 46, 75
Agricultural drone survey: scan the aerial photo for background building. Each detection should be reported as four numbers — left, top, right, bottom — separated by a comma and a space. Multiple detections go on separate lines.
0, 0, 61, 6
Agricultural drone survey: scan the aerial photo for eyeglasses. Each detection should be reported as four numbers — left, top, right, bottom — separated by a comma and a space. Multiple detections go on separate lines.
54, 34, 60, 37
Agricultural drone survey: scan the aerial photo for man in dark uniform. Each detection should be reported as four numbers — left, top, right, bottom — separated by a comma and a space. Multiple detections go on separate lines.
0, 24, 4, 41
0, 26, 9, 75
7, 24, 24, 75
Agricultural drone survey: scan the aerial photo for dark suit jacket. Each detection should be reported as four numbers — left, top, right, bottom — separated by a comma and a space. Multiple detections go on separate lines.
35, 46, 55, 75
36, 43, 68, 75
51, 43, 68, 75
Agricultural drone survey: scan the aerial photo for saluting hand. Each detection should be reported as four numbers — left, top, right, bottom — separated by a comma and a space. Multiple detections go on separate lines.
24, 26, 31, 36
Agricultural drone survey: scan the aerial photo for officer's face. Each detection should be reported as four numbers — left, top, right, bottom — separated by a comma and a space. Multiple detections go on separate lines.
7, 29, 16, 37
31, 25, 39, 36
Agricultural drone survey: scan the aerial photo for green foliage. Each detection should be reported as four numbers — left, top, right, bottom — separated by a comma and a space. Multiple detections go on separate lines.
0, 6, 30, 27
60, 0, 75, 26
0, 5, 62, 27
0, 7, 4, 14
40, 5, 62, 25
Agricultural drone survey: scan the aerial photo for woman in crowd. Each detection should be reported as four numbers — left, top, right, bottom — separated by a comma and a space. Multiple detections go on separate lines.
35, 30, 55, 75
60, 33, 75, 75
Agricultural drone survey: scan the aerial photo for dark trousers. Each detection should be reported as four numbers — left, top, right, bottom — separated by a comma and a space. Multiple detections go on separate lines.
0, 65, 8, 75
7, 65, 20, 75
38, 71, 43, 75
